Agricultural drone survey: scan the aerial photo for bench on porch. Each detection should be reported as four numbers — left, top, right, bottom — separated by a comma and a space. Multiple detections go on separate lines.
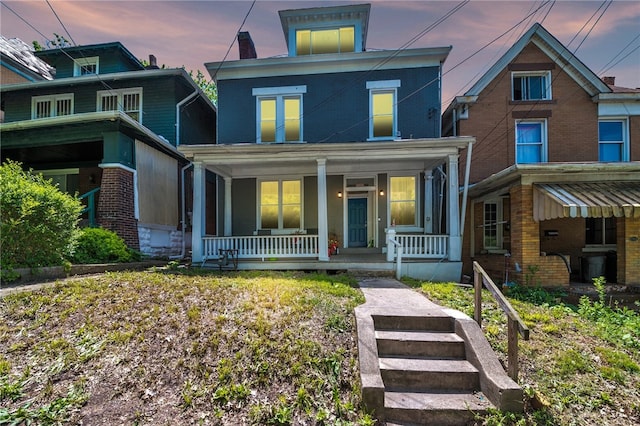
202, 248, 239, 271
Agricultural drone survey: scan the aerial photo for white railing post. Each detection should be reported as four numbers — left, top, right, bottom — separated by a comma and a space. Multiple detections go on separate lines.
396, 246, 403, 279
386, 228, 396, 261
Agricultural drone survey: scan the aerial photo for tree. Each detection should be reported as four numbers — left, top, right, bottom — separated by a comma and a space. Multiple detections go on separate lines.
189, 69, 218, 105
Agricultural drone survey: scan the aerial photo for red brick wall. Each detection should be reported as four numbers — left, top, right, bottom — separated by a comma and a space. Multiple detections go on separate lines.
97, 166, 139, 250
459, 43, 601, 184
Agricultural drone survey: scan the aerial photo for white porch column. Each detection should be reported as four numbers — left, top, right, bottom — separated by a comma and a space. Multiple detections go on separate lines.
448, 154, 461, 261
424, 170, 433, 234
317, 159, 330, 261
191, 162, 206, 263
224, 177, 232, 236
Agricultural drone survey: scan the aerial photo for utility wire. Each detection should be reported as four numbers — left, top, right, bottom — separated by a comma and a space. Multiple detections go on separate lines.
45, 0, 77, 46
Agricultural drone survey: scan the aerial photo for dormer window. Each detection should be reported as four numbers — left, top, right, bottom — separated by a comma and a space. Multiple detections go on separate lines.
295, 27, 355, 56
74, 56, 99, 76
512, 71, 551, 101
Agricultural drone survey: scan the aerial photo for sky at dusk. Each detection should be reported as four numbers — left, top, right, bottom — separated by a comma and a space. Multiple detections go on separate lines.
2, 0, 639, 107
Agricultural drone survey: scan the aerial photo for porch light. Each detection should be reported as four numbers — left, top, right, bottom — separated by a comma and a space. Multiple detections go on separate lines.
337, 191, 343, 198
379, 190, 384, 196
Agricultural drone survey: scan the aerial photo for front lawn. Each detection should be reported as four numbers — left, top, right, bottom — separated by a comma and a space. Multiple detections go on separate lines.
0, 270, 373, 425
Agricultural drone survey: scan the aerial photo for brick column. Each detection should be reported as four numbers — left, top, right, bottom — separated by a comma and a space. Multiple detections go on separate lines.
618, 217, 640, 285
98, 165, 139, 250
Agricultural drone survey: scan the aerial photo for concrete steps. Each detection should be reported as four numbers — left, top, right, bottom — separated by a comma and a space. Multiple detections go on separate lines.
374, 314, 492, 425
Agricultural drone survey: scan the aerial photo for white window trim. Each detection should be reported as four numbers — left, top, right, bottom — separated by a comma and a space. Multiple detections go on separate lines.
515, 119, 548, 164
387, 174, 420, 231
256, 178, 304, 232
97, 87, 143, 123
253, 86, 307, 144
73, 56, 99, 76
483, 200, 504, 251
598, 117, 629, 162
367, 80, 401, 141
511, 71, 552, 101
31, 93, 74, 119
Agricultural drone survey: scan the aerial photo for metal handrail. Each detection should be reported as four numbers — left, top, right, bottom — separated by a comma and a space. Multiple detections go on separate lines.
473, 261, 530, 381
80, 187, 100, 227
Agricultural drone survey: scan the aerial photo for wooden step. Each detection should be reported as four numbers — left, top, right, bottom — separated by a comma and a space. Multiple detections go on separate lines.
379, 358, 479, 391
376, 330, 466, 358
385, 390, 493, 425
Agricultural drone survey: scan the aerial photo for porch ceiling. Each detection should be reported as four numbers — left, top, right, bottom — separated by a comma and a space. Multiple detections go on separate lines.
533, 182, 640, 221
178, 137, 473, 178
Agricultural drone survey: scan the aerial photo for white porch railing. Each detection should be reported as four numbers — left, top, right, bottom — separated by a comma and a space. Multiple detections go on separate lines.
202, 235, 319, 262
394, 233, 448, 258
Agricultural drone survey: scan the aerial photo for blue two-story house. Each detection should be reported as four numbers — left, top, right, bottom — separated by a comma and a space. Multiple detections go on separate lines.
0, 42, 217, 258
179, 3, 474, 280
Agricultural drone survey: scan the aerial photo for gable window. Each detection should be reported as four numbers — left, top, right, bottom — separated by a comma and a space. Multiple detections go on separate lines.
516, 120, 547, 164
97, 88, 142, 122
598, 119, 628, 162
253, 86, 306, 143
259, 179, 302, 230
586, 217, 616, 246
389, 176, 416, 226
512, 72, 551, 101
367, 80, 400, 140
296, 27, 355, 56
73, 56, 99, 76
483, 201, 503, 249
31, 94, 73, 119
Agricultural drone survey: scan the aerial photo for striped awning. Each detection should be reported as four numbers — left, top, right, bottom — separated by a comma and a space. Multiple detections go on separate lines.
533, 182, 640, 221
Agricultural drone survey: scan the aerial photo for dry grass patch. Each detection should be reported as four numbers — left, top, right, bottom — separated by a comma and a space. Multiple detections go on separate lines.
0, 270, 375, 425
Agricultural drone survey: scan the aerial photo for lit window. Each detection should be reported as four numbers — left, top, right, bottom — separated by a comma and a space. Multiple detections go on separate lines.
73, 56, 99, 76
390, 176, 416, 226
512, 72, 551, 101
516, 120, 546, 164
259, 180, 301, 230
97, 88, 142, 122
295, 27, 354, 56
367, 80, 400, 140
253, 86, 306, 143
31, 94, 74, 119
598, 120, 628, 162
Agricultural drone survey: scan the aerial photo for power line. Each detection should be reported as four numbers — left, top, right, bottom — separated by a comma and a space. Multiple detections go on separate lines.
45, 0, 77, 46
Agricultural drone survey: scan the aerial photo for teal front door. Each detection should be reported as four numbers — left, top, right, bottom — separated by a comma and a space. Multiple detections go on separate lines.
348, 198, 367, 247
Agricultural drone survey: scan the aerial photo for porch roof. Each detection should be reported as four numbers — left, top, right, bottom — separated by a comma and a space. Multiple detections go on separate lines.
178, 137, 474, 178
533, 182, 640, 221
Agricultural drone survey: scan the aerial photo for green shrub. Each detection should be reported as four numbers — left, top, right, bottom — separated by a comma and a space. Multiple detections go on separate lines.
0, 160, 83, 271
71, 227, 139, 264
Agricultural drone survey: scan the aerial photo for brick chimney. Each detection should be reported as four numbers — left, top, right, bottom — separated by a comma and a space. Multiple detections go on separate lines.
147, 54, 159, 69
602, 76, 615, 86
238, 32, 257, 59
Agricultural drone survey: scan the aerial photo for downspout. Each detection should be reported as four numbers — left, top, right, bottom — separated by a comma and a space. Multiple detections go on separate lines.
459, 141, 473, 236
171, 89, 198, 259
176, 89, 198, 147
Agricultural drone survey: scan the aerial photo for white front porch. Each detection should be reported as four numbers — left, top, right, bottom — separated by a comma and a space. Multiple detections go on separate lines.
179, 138, 474, 282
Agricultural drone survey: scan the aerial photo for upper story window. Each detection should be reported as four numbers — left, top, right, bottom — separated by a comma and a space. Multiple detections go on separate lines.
295, 27, 355, 56
253, 86, 306, 143
389, 176, 416, 227
512, 71, 551, 101
97, 88, 142, 122
259, 179, 302, 230
31, 94, 73, 119
73, 56, 99, 76
598, 119, 628, 162
367, 80, 400, 140
515, 120, 547, 164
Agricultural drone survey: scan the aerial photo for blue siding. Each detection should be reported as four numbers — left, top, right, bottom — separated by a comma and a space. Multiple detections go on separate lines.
217, 66, 442, 144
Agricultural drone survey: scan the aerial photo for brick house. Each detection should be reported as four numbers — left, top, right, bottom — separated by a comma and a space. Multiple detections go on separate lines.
0, 42, 217, 257
179, 3, 474, 281
442, 23, 640, 287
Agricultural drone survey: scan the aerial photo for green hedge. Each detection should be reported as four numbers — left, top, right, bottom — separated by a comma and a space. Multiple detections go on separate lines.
0, 161, 83, 270
71, 227, 140, 264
